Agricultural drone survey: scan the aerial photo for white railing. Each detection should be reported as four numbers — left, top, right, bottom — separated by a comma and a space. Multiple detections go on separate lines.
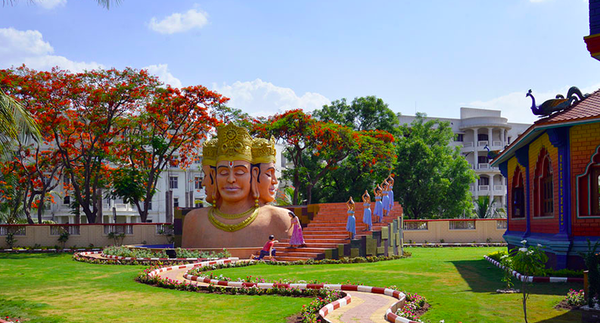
0, 226, 26, 236
478, 185, 490, 191
103, 225, 134, 235
470, 185, 476, 192
478, 163, 490, 169
493, 141, 502, 147
494, 185, 504, 192
463, 142, 474, 147
496, 220, 508, 230
113, 203, 134, 211
478, 141, 489, 147
50, 225, 80, 236
449, 220, 476, 230
403, 221, 428, 231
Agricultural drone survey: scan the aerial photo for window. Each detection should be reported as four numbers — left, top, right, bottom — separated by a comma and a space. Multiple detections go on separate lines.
194, 176, 202, 190
512, 167, 525, 218
63, 195, 70, 205
194, 155, 202, 164
592, 167, 600, 215
478, 134, 489, 141
173, 197, 179, 208
455, 134, 464, 142
478, 156, 489, 164
534, 150, 553, 217
169, 176, 178, 189
63, 174, 70, 186
148, 201, 152, 211
170, 156, 179, 168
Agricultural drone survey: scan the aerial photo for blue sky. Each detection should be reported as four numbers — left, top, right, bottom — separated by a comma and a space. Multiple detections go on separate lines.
1, 0, 598, 124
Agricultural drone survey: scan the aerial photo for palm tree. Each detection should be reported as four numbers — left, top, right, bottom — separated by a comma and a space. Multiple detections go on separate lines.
0, 89, 40, 158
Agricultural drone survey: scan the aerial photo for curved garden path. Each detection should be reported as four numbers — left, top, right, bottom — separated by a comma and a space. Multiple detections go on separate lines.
79, 252, 416, 323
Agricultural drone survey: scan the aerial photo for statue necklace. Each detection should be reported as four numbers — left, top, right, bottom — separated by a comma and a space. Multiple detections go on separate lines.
208, 206, 260, 232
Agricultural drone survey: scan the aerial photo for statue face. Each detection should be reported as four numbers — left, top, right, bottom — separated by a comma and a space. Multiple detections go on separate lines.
216, 160, 252, 203
257, 163, 278, 203
202, 165, 215, 204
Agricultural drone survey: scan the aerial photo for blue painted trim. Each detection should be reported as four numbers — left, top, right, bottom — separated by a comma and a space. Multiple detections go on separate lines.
499, 161, 508, 178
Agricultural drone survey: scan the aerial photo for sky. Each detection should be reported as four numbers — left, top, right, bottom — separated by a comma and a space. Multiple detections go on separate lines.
1, 0, 599, 125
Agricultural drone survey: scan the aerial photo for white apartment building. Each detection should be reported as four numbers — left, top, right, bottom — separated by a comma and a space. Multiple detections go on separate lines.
399, 107, 530, 209
46, 143, 287, 224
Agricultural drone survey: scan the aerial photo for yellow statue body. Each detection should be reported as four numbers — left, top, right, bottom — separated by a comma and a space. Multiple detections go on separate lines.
182, 124, 292, 249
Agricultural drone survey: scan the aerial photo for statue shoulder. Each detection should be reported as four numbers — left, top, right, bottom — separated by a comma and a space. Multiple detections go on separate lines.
262, 205, 292, 218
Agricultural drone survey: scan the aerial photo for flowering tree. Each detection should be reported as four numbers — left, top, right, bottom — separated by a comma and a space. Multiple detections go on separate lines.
0, 66, 161, 224
111, 85, 224, 222
254, 109, 395, 205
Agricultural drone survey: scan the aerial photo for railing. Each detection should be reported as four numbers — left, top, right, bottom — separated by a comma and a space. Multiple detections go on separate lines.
478, 141, 489, 147
103, 224, 133, 235
0, 226, 26, 236
449, 220, 476, 230
50, 225, 80, 236
478, 163, 489, 169
492, 141, 502, 147
478, 185, 490, 191
494, 185, 505, 192
470, 185, 476, 192
113, 203, 134, 211
496, 220, 508, 230
403, 221, 428, 231
156, 224, 173, 235
463, 142, 474, 147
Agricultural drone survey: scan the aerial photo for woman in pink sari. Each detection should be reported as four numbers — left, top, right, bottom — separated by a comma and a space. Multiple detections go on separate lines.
287, 212, 305, 248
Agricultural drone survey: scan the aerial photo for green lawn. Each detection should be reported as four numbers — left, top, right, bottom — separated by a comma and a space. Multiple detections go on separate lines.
0, 247, 583, 323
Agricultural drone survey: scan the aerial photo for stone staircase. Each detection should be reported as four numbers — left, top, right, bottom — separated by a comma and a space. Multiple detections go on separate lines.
274, 202, 403, 262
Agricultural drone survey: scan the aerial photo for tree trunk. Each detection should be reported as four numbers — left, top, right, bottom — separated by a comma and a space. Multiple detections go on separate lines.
522, 281, 528, 323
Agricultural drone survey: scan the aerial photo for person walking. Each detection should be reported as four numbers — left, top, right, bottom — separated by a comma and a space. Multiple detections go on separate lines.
287, 212, 305, 248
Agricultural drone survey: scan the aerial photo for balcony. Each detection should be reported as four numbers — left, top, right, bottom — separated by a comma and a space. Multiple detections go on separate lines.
478, 140, 489, 147
478, 185, 490, 192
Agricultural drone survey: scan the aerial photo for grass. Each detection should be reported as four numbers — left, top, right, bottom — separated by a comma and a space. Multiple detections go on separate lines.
0, 247, 584, 323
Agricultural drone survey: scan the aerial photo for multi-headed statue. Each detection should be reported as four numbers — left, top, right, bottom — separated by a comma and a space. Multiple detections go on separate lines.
182, 123, 292, 248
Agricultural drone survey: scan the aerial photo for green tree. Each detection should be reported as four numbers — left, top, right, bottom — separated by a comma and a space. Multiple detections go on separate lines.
394, 113, 475, 219
312, 96, 399, 202
314, 96, 400, 133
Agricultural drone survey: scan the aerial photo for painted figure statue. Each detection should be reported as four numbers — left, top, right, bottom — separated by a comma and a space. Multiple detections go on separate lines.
374, 184, 384, 223
346, 196, 356, 240
362, 190, 372, 232
182, 123, 292, 248
527, 87, 588, 117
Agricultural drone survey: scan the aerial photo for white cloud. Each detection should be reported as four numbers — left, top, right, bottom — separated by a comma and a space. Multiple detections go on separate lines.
36, 0, 67, 9
148, 8, 209, 34
212, 79, 331, 117
468, 84, 600, 124
143, 64, 182, 88
0, 27, 103, 72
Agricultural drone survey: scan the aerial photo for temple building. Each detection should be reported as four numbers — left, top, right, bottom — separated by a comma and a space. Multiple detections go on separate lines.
491, 88, 600, 269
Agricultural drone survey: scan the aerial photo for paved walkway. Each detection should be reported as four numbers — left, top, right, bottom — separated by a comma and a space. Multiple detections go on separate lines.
82, 252, 405, 323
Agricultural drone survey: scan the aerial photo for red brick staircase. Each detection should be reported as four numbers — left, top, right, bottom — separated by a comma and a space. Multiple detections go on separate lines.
274, 202, 403, 262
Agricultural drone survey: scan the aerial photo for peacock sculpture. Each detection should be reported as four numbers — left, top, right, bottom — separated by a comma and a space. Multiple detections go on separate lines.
527, 86, 589, 117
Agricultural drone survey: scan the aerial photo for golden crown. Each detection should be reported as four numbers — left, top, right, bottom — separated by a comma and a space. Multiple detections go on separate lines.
202, 138, 218, 166
216, 123, 253, 163
252, 136, 277, 164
